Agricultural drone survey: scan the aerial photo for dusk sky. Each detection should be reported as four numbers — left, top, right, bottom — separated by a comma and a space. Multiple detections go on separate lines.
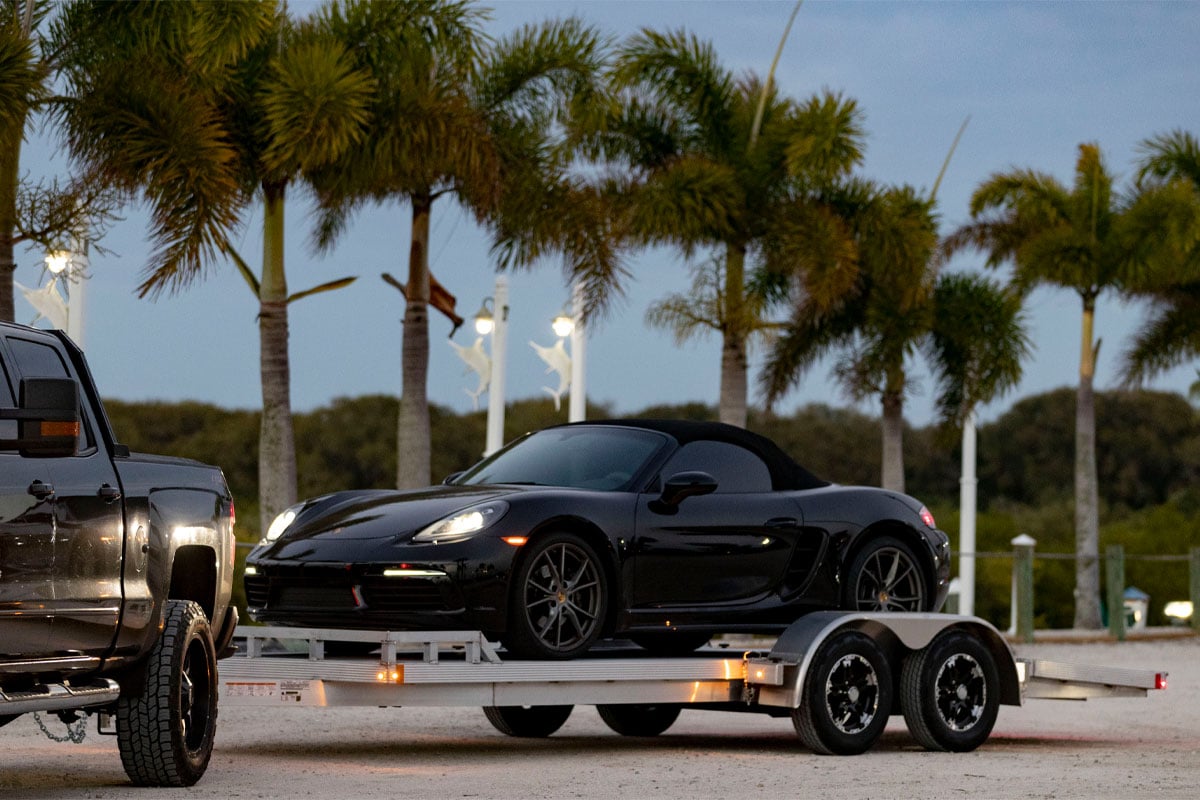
16, 1, 1200, 433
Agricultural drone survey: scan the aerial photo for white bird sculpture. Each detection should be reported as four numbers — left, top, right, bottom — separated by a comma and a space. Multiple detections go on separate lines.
529, 339, 572, 411
449, 337, 491, 410
16, 279, 68, 330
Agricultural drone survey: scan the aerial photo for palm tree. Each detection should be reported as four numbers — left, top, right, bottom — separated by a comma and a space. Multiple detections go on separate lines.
605, 29, 865, 428
947, 142, 1196, 629
1120, 130, 1200, 385
761, 179, 1029, 492
307, 0, 617, 489
51, 1, 373, 532
1, 0, 111, 323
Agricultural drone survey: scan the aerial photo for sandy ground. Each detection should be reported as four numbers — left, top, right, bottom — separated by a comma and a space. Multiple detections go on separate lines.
1, 637, 1196, 799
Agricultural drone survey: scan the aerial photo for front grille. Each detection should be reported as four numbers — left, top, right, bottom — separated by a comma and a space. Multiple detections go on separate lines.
246, 567, 462, 615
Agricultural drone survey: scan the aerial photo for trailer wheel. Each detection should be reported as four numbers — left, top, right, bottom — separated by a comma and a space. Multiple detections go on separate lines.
596, 704, 681, 736
483, 705, 573, 737
792, 630, 892, 755
503, 532, 608, 659
900, 630, 999, 752
117, 600, 218, 787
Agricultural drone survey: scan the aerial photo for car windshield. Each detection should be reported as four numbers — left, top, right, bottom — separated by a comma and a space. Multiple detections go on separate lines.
455, 426, 668, 491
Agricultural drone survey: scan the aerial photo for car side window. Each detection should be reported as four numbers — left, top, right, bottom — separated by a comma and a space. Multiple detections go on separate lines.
6, 336, 95, 452
660, 440, 773, 493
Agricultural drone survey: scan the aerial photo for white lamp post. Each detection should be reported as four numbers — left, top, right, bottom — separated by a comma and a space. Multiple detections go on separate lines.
958, 410, 978, 616
568, 281, 586, 423
483, 276, 508, 456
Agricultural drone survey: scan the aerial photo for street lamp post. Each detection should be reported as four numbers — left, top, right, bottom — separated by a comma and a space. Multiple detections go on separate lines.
568, 281, 585, 423
483, 276, 508, 456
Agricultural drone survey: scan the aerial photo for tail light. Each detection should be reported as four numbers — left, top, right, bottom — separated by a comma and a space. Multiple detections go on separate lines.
919, 505, 936, 528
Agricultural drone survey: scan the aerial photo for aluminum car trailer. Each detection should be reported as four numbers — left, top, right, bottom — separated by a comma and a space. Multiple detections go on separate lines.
219, 612, 1167, 756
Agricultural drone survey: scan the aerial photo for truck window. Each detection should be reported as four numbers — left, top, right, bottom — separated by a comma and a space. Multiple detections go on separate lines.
6, 336, 95, 452
0, 352, 14, 441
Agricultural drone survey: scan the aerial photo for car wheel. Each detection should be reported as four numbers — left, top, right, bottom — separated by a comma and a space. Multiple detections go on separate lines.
483, 705, 573, 737
843, 535, 928, 612
900, 630, 1000, 752
792, 630, 893, 755
503, 532, 608, 659
116, 600, 218, 787
630, 631, 712, 656
597, 704, 682, 736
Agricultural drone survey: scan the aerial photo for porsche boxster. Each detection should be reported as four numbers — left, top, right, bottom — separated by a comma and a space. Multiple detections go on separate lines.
244, 420, 951, 659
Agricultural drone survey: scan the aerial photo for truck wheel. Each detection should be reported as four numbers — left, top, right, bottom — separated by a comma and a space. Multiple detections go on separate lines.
792, 630, 892, 755
900, 630, 999, 752
597, 703, 681, 736
117, 600, 218, 787
483, 705, 573, 737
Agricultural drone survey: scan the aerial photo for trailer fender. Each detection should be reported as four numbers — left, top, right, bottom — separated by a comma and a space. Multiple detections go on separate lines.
757, 612, 1021, 709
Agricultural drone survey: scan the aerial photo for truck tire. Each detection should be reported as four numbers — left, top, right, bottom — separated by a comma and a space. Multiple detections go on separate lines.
792, 630, 892, 755
116, 600, 218, 787
900, 630, 1000, 752
483, 705, 573, 737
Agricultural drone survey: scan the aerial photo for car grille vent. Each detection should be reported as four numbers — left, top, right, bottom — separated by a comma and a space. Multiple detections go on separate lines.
244, 571, 460, 614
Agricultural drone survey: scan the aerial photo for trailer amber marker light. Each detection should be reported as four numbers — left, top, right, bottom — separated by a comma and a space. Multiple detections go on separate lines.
502, 536, 528, 546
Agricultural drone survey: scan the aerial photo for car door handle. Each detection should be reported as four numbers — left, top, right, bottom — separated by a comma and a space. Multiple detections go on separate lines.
765, 517, 799, 529
98, 483, 122, 503
28, 480, 55, 500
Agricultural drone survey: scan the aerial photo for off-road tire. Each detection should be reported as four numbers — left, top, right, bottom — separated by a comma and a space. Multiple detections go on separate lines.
117, 600, 218, 787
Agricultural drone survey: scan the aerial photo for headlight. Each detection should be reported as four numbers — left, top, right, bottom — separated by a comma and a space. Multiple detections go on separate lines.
412, 501, 509, 544
263, 504, 303, 543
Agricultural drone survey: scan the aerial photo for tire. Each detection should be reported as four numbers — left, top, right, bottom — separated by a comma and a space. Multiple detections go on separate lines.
630, 631, 711, 656
792, 630, 893, 755
843, 535, 928, 612
483, 705, 573, 737
597, 704, 681, 737
502, 532, 608, 659
117, 600, 218, 787
900, 630, 1000, 752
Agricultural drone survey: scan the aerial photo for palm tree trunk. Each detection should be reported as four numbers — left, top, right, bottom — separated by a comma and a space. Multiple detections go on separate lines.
258, 183, 297, 534
0, 123, 22, 323
880, 386, 905, 492
719, 243, 748, 428
397, 194, 432, 489
1074, 295, 1102, 629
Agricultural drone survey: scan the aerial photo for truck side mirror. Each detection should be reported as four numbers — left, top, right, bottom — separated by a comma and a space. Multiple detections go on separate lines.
0, 377, 81, 457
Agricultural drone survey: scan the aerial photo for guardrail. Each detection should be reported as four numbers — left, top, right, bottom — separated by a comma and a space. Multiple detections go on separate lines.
957, 543, 1200, 643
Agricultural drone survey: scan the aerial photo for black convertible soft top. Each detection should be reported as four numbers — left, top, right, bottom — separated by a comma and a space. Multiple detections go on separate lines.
576, 419, 830, 491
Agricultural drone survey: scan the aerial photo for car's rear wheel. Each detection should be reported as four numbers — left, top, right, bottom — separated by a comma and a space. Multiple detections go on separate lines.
596, 703, 681, 736
843, 535, 928, 612
503, 532, 608, 659
483, 705, 573, 737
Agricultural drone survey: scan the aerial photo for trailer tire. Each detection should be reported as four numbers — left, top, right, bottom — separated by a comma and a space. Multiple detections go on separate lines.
116, 600, 218, 787
900, 630, 999, 752
792, 630, 892, 755
483, 705, 573, 737
596, 703, 681, 736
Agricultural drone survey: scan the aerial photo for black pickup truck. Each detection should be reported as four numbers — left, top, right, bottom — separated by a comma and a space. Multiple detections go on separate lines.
0, 321, 237, 786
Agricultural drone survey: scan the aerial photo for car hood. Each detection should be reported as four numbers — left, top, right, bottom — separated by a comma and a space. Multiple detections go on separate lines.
271, 485, 516, 544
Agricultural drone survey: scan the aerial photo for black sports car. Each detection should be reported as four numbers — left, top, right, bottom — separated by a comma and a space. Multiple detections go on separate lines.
244, 420, 951, 659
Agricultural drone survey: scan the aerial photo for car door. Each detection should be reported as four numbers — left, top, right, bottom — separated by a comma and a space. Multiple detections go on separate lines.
4, 334, 124, 658
0, 352, 57, 659
631, 440, 803, 608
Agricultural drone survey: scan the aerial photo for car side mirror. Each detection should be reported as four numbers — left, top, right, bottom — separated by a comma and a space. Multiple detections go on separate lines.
659, 471, 718, 508
0, 377, 81, 457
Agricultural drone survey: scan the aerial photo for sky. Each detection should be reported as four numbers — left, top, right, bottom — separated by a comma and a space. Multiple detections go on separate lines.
15, 0, 1200, 431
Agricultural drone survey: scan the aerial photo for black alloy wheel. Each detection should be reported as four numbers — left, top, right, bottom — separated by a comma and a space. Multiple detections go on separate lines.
844, 535, 928, 612
792, 630, 893, 755
900, 630, 1000, 752
503, 532, 607, 659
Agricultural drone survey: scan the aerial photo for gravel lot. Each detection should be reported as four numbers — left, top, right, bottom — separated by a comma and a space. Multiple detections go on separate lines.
2, 636, 1196, 799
